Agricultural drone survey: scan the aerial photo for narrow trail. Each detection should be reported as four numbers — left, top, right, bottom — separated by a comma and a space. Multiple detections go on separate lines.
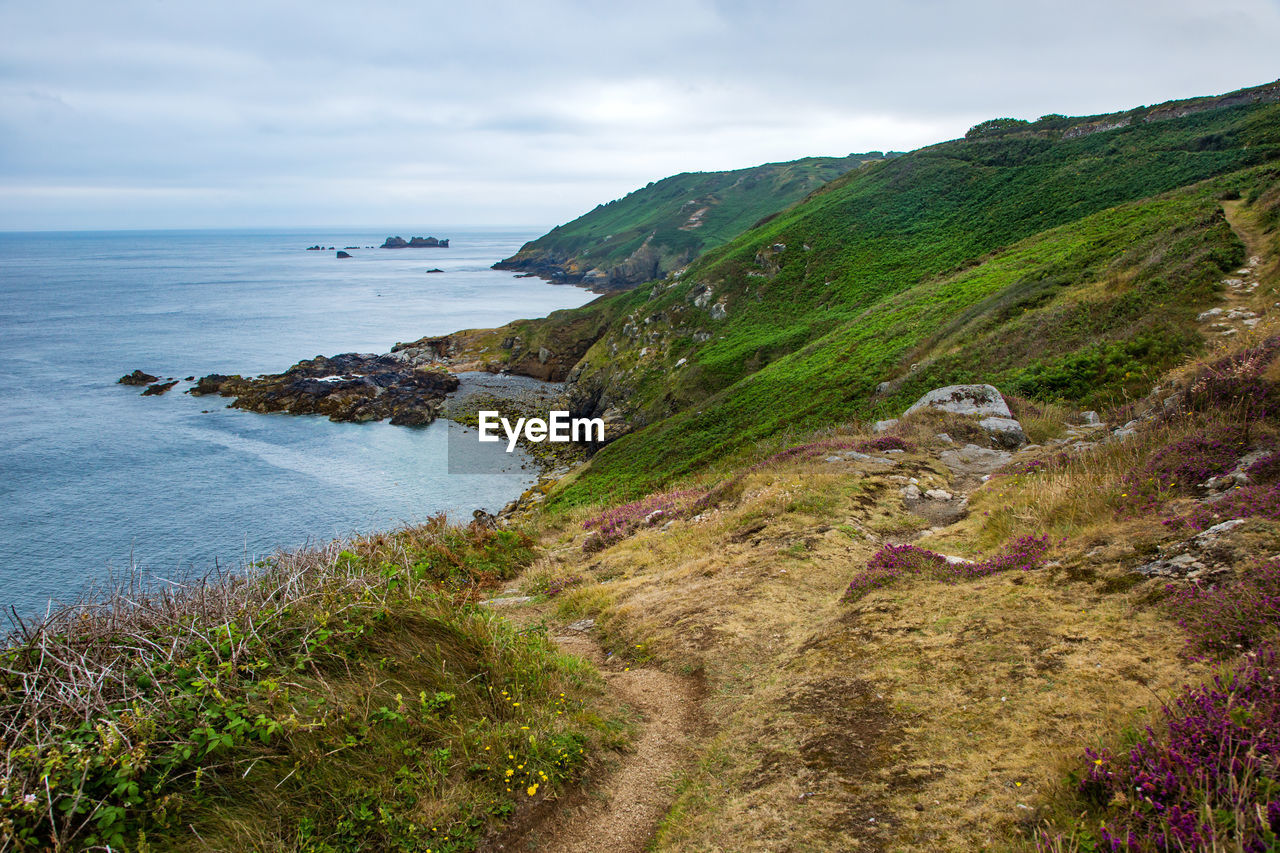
1197, 200, 1272, 340
483, 607, 704, 853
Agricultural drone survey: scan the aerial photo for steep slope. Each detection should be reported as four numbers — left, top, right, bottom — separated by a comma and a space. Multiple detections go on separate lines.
494, 153, 889, 291
544, 82, 1280, 504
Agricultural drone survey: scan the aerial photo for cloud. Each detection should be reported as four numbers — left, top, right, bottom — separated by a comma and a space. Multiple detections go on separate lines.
1, 0, 1278, 228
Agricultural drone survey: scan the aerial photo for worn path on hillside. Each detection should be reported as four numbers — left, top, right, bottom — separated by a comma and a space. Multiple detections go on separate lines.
1198, 201, 1274, 341
481, 602, 704, 853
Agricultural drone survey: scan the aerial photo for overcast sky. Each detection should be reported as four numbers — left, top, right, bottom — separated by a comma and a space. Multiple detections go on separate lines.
2, 0, 1278, 230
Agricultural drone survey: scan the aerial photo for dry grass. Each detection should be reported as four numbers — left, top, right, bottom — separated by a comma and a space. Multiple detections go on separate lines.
524, 392, 1268, 850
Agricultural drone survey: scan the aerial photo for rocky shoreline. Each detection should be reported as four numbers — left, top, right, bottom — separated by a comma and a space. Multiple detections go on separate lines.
187, 352, 459, 426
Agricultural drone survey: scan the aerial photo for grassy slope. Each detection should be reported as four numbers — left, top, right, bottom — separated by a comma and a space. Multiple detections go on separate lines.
549, 98, 1280, 506
512, 186, 1280, 848
496, 154, 884, 287
0, 522, 624, 851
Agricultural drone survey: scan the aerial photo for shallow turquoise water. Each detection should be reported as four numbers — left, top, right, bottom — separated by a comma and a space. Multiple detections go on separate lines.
0, 228, 594, 617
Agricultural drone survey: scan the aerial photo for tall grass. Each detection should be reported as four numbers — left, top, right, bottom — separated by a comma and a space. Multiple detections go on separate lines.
0, 518, 610, 851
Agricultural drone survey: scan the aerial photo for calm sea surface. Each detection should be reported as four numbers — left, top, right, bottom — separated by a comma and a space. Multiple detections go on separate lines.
0, 229, 594, 618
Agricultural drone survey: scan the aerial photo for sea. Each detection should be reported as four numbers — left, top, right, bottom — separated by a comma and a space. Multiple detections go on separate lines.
0, 229, 595, 620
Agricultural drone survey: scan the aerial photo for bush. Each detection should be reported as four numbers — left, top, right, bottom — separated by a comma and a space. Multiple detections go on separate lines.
1166, 557, 1280, 658
841, 536, 1050, 602
965, 117, 1031, 139
1044, 646, 1280, 852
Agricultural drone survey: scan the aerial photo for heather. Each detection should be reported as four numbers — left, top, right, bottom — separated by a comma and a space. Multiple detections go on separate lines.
1166, 557, 1280, 659
1165, 483, 1280, 531
1181, 334, 1280, 422
1119, 426, 1249, 510
582, 488, 703, 551
841, 535, 1050, 602
1043, 647, 1280, 853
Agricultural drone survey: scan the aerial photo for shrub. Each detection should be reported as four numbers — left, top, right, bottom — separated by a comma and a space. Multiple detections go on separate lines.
1247, 450, 1280, 484
965, 117, 1030, 139
0, 519, 603, 850
1119, 426, 1248, 512
582, 488, 702, 551
841, 535, 1050, 602
1045, 645, 1280, 852
1165, 483, 1280, 531
1166, 557, 1280, 658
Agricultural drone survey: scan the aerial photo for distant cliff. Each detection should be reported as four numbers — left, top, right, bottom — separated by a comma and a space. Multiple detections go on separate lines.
493, 153, 892, 291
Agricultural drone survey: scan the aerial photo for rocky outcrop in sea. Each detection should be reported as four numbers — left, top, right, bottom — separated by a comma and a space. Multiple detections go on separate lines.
191, 353, 458, 425
381, 236, 450, 249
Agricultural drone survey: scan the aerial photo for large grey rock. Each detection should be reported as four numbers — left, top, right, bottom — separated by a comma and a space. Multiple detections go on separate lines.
873, 418, 899, 433
905, 384, 1011, 419
979, 416, 1028, 448
939, 444, 1012, 475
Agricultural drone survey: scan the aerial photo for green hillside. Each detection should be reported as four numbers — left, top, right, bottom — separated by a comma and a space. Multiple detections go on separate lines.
493, 153, 889, 290
519, 80, 1280, 504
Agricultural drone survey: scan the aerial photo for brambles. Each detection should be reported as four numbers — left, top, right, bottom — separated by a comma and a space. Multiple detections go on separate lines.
0, 518, 606, 850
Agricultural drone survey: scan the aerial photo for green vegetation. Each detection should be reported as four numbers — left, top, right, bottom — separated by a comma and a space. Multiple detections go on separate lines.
540, 92, 1280, 506
495, 153, 888, 289
0, 519, 619, 851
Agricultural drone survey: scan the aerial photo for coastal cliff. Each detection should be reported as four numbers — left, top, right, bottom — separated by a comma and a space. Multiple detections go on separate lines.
32, 79, 1280, 851
494, 153, 890, 291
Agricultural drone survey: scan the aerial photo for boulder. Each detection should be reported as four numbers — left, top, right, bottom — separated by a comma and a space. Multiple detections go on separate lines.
189, 374, 236, 396
939, 444, 1013, 476
118, 369, 159, 386
905, 384, 1012, 419
336, 250, 352, 258
979, 416, 1028, 448
873, 419, 899, 433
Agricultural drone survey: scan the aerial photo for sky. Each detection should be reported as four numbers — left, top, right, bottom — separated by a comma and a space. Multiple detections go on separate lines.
2, 0, 1279, 231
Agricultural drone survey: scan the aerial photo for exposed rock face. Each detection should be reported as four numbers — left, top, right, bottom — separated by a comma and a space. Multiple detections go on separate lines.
191, 353, 458, 425
1134, 519, 1247, 578
118, 369, 159, 386
381, 236, 449, 249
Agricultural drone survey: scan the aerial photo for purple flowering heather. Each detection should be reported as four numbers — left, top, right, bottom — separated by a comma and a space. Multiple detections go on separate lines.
1047, 646, 1280, 852
582, 488, 702, 550
1165, 484, 1280, 531
1166, 558, 1280, 659
841, 535, 1050, 602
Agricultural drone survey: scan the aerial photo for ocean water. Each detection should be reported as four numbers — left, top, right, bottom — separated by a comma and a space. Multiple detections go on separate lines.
0, 229, 595, 618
